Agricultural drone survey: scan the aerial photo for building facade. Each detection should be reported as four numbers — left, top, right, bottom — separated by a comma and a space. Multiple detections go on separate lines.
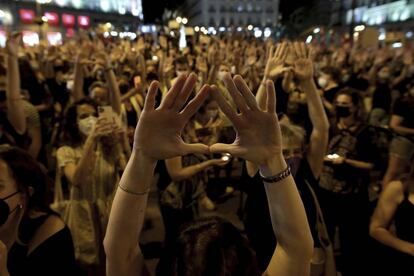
185, 0, 280, 28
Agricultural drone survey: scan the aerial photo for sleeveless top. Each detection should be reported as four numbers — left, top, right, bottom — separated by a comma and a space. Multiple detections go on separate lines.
7, 213, 77, 276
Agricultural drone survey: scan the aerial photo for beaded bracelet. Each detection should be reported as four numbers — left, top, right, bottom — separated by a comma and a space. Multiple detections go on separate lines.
260, 166, 291, 184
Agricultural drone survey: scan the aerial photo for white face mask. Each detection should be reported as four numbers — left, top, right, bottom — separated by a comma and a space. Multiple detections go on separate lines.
176, 70, 188, 77
318, 77, 328, 88
78, 116, 97, 136
218, 71, 227, 81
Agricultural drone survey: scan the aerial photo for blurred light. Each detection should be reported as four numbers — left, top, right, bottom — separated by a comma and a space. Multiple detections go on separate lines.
182, 17, 188, 24
104, 32, 110, 38
313, 27, 320, 34
0, 10, 4, 18
22, 31, 39, 46
208, 27, 215, 33
247, 25, 253, 31
105, 22, 112, 29
194, 26, 200, 32
152, 55, 159, 61
47, 32, 62, 46
378, 33, 386, 41
132, 8, 140, 17
406, 32, 413, 38
110, 31, 118, 37
129, 33, 137, 40
237, 27, 242, 32
392, 42, 402, 48
119, 32, 125, 38
55, 0, 67, 6
254, 29, 262, 38
100, 0, 110, 12
264, 28, 271, 38
353, 32, 359, 38
36, 0, 52, 3
179, 25, 187, 50
176, 16, 182, 24
41, 16, 48, 23
119, 7, 126, 15
200, 27, 206, 32
219, 27, 226, 32
354, 25, 365, 32
400, 10, 410, 21
306, 35, 313, 44
170, 31, 175, 37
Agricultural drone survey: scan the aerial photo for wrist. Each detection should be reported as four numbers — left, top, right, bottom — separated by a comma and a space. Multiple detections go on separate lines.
259, 155, 287, 177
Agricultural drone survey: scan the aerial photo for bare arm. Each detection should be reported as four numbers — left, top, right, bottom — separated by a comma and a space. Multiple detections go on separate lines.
72, 57, 85, 102
165, 156, 223, 182
390, 115, 414, 136
6, 36, 26, 134
370, 181, 414, 256
27, 125, 42, 159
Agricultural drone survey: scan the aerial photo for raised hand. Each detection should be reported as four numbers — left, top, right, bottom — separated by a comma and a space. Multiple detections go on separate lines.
210, 74, 282, 166
264, 42, 289, 80
6, 33, 22, 57
196, 56, 208, 74
133, 74, 210, 161
292, 42, 314, 82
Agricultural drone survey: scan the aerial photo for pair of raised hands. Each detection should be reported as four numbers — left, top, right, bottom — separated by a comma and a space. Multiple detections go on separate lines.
133, 73, 283, 166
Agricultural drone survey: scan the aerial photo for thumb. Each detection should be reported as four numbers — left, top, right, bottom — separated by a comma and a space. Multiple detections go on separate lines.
181, 143, 210, 156
210, 143, 246, 158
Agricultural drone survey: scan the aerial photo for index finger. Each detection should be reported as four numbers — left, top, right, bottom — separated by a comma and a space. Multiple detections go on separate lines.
211, 86, 241, 127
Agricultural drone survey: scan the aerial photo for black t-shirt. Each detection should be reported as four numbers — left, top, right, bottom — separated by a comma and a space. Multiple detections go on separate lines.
347, 74, 369, 92
275, 77, 289, 115
242, 158, 320, 270
45, 78, 69, 107
392, 95, 414, 129
372, 83, 392, 111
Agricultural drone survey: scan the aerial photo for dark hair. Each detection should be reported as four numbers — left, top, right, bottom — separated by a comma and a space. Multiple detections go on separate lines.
334, 87, 366, 121
61, 98, 98, 147
174, 56, 189, 67
0, 146, 51, 212
321, 66, 341, 84
156, 216, 259, 276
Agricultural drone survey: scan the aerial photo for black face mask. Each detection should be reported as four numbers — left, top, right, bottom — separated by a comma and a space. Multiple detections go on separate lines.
335, 106, 352, 118
0, 191, 21, 226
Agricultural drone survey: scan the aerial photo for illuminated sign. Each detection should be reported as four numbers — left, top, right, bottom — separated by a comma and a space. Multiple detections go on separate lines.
62, 13, 75, 27
47, 32, 63, 46
22, 31, 39, 46
44, 12, 59, 25
78, 15, 90, 28
19, 9, 35, 24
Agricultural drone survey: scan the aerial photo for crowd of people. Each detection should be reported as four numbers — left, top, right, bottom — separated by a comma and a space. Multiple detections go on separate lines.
0, 28, 413, 276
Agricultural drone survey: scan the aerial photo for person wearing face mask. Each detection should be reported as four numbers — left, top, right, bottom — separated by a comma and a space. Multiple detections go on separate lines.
318, 67, 342, 115
0, 146, 77, 276
242, 43, 333, 274
56, 98, 126, 271
318, 88, 380, 276
368, 66, 393, 126
382, 81, 414, 189
171, 57, 190, 85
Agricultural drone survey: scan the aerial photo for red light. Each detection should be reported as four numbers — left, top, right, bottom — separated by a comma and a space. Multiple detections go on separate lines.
44, 12, 59, 26
62, 13, 75, 27
78, 15, 90, 28
19, 9, 36, 24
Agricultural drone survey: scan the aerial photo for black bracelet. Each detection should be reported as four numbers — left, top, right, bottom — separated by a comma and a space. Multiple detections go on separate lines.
260, 166, 291, 183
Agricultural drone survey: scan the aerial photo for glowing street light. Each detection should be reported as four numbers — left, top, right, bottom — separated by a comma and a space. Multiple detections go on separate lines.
194, 26, 200, 32
313, 27, 320, 34
247, 25, 253, 31
182, 17, 188, 24
176, 17, 182, 24
41, 16, 48, 23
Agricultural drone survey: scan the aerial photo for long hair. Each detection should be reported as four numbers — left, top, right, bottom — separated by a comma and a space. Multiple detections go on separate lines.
60, 98, 98, 148
156, 216, 260, 276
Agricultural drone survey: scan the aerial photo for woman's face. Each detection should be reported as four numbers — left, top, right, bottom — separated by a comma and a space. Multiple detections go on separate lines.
0, 160, 24, 234
76, 104, 97, 124
335, 94, 357, 117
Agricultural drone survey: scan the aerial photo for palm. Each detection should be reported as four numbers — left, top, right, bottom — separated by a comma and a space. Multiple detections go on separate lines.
294, 59, 313, 80
264, 42, 289, 80
266, 59, 285, 79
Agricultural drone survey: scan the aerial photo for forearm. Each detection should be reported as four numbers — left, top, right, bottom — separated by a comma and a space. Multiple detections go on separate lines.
262, 157, 313, 275
301, 80, 329, 132
391, 125, 414, 136
105, 69, 122, 115
7, 54, 26, 134
171, 160, 213, 182
370, 228, 414, 255
344, 158, 374, 170
73, 62, 84, 102
72, 137, 98, 186
104, 150, 156, 275
256, 78, 268, 110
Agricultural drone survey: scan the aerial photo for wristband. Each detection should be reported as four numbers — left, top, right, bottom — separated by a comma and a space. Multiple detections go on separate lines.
260, 166, 291, 183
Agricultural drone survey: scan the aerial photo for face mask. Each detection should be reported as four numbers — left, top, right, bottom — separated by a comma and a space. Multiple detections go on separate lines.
318, 77, 328, 88
176, 70, 188, 77
66, 80, 74, 91
335, 106, 352, 118
285, 156, 302, 178
0, 191, 21, 226
78, 116, 97, 136
207, 110, 219, 119
218, 71, 227, 81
